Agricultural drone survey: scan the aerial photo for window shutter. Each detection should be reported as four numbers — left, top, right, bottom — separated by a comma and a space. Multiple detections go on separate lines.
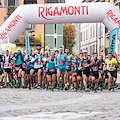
32, 24, 36, 30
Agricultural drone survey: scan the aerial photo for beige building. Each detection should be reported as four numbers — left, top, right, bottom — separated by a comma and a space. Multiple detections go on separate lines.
0, 0, 44, 44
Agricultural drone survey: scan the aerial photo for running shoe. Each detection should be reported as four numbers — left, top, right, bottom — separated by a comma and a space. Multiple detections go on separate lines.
40, 87, 42, 90
74, 88, 77, 92
80, 87, 83, 92
9, 82, 13, 88
37, 85, 40, 89
94, 89, 97, 93
4, 84, 7, 88
51, 88, 54, 91
42, 84, 45, 89
0, 85, 2, 89
111, 88, 114, 92
46, 85, 48, 91
57, 85, 60, 91
29, 85, 31, 90
17, 84, 20, 88
22, 84, 25, 89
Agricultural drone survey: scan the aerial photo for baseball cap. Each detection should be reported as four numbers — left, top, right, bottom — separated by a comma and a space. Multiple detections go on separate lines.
17, 47, 21, 51
37, 46, 41, 50
29, 49, 33, 52
83, 49, 87, 53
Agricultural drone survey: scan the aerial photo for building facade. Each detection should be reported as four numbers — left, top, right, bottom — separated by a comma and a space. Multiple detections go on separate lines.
0, 0, 44, 44
44, 0, 64, 51
73, 23, 80, 55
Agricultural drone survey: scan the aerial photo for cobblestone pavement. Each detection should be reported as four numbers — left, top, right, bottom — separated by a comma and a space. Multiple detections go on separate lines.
0, 88, 120, 120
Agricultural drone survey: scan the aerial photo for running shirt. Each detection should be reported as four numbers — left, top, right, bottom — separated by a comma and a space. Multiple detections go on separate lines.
105, 58, 117, 71
82, 57, 90, 71
66, 54, 71, 70
11, 53, 24, 65
71, 60, 77, 76
25, 54, 34, 70
48, 58, 55, 70
91, 58, 100, 72
43, 56, 49, 71
34, 54, 43, 69
3, 56, 11, 69
57, 53, 66, 69
76, 57, 82, 71
99, 60, 105, 74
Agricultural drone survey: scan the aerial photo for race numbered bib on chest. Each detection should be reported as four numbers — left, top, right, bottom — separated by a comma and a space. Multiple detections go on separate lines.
22, 64, 26, 68
72, 72, 77, 75
83, 63, 88, 67
78, 67, 82, 70
99, 70, 104, 74
109, 64, 113, 67
59, 61, 63, 65
93, 67, 98, 71
50, 69, 55, 72
66, 65, 71, 69
4, 63, 11, 67
15, 66, 21, 70
36, 62, 42, 65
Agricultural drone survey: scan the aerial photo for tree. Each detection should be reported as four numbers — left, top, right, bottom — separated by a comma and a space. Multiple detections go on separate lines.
63, 23, 76, 53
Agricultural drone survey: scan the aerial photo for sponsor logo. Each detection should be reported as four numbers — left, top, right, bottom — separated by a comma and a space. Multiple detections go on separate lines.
38, 5, 88, 20
106, 10, 120, 27
0, 15, 22, 40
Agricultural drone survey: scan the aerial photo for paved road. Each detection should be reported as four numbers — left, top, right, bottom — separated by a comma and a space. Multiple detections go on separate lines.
0, 88, 120, 120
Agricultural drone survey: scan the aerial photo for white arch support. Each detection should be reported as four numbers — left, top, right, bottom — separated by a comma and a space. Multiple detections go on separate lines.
0, 2, 120, 44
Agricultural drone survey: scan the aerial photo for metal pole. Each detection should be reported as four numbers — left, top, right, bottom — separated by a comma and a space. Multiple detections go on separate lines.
99, 22, 101, 55
44, 24, 45, 52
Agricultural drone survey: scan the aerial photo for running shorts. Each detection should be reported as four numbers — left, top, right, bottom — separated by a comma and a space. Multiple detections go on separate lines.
4, 68, 11, 74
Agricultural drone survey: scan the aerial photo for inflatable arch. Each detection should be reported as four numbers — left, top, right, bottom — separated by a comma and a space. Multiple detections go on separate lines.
0, 2, 120, 45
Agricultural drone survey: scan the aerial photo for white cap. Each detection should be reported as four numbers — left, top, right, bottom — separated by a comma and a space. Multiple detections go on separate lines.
83, 49, 87, 53
45, 51, 48, 54
17, 47, 21, 51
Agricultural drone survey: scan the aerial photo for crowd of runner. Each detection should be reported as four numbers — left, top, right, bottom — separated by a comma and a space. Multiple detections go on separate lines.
0, 46, 119, 93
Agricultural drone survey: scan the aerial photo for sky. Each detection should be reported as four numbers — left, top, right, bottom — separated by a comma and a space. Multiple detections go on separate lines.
65, 0, 83, 3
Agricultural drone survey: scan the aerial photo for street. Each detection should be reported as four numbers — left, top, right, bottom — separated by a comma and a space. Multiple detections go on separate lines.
0, 89, 120, 120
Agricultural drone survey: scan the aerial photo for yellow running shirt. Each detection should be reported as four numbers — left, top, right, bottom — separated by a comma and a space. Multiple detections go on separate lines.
105, 58, 117, 71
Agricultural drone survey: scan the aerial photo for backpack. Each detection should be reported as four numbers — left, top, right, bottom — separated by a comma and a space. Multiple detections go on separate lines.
13, 52, 24, 62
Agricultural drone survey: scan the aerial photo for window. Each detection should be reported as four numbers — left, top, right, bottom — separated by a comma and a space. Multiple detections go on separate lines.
55, 24, 57, 34
24, 0, 37, 4
90, 46, 92, 56
4, 0, 8, 7
93, 25, 95, 37
54, 38, 57, 48
8, 0, 15, 6
86, 29, 88, 40
32, 24, 36, 29
80, 32, 82, 42
90, 26, 92, 39
84, 31, 85, 41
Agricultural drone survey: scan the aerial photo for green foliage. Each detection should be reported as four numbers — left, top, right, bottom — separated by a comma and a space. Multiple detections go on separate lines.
35, 33, 42, 45
63, 24, 76, 54
14, 38, 20, 43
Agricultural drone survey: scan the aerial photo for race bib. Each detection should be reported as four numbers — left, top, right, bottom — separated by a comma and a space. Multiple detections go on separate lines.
72, 72, 77, 75
66, 65, 71, 69
93, 67, 98, 71
99, 70, 104, 74
50, 69, 55, 72
59, 61, 63, 65
15, 67, 20, 70
109, 64, 113, 67
36, 62, 42, 65
4, 63, 11, 67
83, 63, 88, 67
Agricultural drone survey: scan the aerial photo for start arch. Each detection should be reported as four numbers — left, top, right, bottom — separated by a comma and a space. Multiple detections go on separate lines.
0, 2, 120, 44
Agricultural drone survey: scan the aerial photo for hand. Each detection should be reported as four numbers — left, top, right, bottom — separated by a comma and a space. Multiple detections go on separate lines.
1, 66, 3, 68
55, 64, 57, 67
13, 58, 17, 61
27, 62, 30, 65
62, 58, 65, 61
87, 64, 89, 67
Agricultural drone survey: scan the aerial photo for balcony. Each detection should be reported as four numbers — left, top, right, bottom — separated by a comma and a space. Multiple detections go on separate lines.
7, 6, 16, 15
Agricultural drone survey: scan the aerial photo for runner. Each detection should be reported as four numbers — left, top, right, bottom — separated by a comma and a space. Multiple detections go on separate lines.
99, 55, 105, 91
71, 58, 77, 91
76, 53, 83, 92
3, 50, 12, 88
0, 51, 4, 88
56, 47, 70, 91
80, 50, 93, 92
64, 48, 74, 90
43, 51, 49, 89
32, 46, 43, 90
91, 53, 100, 93
104, 53, 118, 91
46, 52, 56, 91
11, 47, 24, 88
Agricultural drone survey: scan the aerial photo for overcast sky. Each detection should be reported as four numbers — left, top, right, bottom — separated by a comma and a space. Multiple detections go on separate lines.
65, 0, 83, 3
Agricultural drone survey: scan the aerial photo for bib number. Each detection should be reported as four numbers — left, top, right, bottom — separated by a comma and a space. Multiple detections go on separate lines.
15, 67, 20, 70
59, 61, 63, 65
36, 62, 42, 65
93, 67, 98, 71
83, 63, 88, 67
66, 65, 71, 70
50, 69, 55, 72
4, 64, 11, 67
